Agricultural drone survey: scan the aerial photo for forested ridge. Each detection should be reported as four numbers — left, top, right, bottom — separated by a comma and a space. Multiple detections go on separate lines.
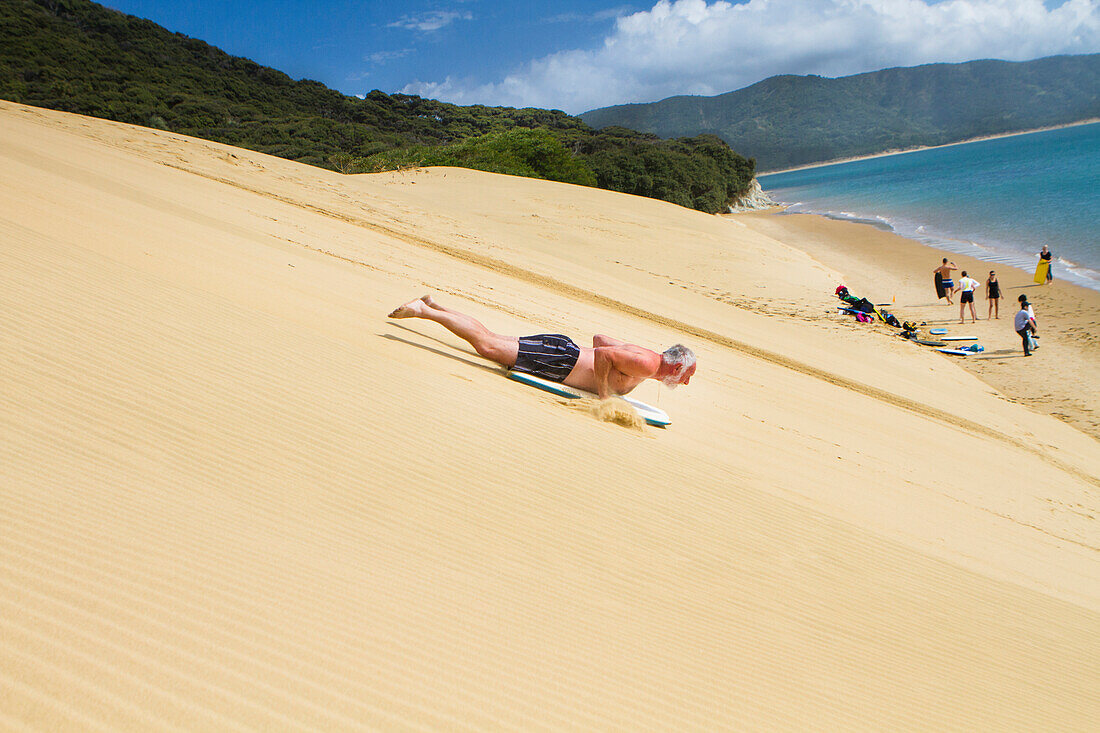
581, 55, 1100, 171
0, 0, 754, 213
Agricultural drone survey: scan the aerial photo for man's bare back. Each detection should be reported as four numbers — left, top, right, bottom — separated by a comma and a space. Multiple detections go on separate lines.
558, 339, 661, 396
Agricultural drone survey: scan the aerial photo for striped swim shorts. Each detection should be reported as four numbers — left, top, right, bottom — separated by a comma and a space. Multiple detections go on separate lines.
513, 334, 580, 383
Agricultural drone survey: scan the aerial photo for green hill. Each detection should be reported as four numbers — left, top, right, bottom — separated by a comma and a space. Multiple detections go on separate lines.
580, 56, 1100, 171
0, 0, 753, 213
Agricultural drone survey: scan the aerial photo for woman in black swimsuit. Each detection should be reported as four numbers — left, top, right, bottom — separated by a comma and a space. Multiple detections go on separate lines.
986, 270, 1002, 319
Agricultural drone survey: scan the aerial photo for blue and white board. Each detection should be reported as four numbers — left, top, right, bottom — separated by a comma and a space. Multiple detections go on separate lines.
929, 328, 948, 335
936, 348, 973, 355
507, 370, 671, 427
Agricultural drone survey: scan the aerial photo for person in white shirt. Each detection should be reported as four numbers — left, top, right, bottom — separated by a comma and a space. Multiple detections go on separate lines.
1014, 295, 1037, 356
957, 271, 981, 323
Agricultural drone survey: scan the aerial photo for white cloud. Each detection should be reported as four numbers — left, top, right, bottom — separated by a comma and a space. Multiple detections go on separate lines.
367, 49, 413, 65
544, 6, 639, 24
400, 0, 1100, 113
388, 10, 473, 32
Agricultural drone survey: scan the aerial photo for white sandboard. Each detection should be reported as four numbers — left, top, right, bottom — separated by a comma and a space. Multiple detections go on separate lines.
936, 348, 973, 355
929, 328, 948, 335
507, 370, 671, 427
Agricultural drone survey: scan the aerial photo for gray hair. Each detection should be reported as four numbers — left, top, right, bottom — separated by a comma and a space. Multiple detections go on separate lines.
661, 344, 696, 382
663, 343, 695, 366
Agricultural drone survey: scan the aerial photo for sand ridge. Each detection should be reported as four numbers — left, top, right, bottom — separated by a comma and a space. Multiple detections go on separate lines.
63, 115, 1095, 482
172, 163, 1100, 487
2, 101, 1099, 730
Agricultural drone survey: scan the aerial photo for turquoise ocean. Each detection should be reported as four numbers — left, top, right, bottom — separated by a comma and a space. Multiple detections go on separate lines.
758, 122, 1100, 292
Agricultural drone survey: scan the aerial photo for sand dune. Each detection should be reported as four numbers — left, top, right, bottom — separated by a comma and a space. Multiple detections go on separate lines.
1, 100, 1097, 731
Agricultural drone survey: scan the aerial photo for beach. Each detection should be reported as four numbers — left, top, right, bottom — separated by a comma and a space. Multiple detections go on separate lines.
2, 100, 1098, 730
758, 118, 1100, 174
737, 211, 1100, 439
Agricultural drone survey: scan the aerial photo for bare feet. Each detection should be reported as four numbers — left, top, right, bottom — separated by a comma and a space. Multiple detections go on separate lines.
420, 294, 442, 310
388, 298, 425, 318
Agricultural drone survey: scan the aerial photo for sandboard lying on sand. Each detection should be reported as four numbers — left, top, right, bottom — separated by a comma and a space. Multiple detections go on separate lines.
507, 370, 672, 427
1034, 260, 1049, 284
913, 339, 946, 347
942, 336, 977, 341
936, 348, 974, 355
929, 328, 948, 335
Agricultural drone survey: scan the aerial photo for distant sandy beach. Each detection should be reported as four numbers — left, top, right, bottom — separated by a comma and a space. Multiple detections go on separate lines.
2, 100, 1097, 730
734, 211, 1100, 439
759, 117, 1100, 174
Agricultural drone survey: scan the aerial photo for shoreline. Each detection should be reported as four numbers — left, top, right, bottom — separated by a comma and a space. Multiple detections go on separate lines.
758, 118, 1100, 175
761, 204, 1100, 295
734, 209, 1100, 439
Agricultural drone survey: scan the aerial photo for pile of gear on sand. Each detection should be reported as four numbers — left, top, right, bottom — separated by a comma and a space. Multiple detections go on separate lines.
833, 285, 984, 353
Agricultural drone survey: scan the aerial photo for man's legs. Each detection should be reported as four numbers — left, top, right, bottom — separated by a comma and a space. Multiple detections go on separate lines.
1018, 328, 1031, 356
388, 295, 520, 367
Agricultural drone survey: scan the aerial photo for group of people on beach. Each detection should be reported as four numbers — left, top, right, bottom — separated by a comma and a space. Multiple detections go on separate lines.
933, 259, 1002, 322
934, 257, 1044, 356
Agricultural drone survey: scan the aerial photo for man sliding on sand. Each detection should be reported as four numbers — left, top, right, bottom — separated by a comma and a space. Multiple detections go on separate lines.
388, 295, 696, 399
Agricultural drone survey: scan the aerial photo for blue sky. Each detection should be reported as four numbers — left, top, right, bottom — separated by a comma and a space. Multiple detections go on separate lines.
99, 1, 1100, 114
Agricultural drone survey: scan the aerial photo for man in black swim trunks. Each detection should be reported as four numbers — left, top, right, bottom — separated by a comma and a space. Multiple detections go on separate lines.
933, 258, 957, 304
388, 295, 696, 399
